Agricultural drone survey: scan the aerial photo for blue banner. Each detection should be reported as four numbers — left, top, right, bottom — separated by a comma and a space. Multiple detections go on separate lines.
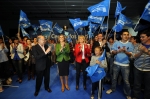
69, 18, 83, 30
19, 10, 31, 28
32, 24, 39, 32
39, 20, 53, 31
115, 1, 126, 18
100, 23, 107, 32
88, 15, 105, 24
113, 13, 133, 32
141, 1, 150, 22
89, 23, 99, 33
21, 27, 30, 38
87, 0, 110, 16
53, 23, 63, 33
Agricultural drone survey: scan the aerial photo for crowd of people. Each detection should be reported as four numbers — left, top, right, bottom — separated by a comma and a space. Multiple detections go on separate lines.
0, 29, 150, 99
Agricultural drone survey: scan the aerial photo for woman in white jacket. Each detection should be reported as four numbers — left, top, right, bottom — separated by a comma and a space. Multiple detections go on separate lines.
10, 37, 24, 83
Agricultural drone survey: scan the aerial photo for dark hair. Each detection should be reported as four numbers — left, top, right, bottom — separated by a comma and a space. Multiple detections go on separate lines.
130, 36, 140, 43
108, 37, 114, 41
13, 37, 19, 40
95, 46, 103, 51
26, 39, 31, 42
121, 30, 129, 35
23, 36, 28, 39
98, 33, 104, 36
140, 29, 150, 37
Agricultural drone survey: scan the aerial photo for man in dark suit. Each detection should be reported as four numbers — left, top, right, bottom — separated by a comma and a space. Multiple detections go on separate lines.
32, 35, 52, 96
92, 33, 110, 53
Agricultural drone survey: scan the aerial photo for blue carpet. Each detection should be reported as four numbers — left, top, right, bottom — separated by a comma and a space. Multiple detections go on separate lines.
0, 64, 127, 99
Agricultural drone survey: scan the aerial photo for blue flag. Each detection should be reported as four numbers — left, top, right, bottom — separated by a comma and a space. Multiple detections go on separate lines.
39, 20, 53, 31
81, 20, 89, 27
78, 28, 83, 33
89, 23, 99, 33
87, 0, 110, 16
88, 30, 94, 39
141, 1, 150, 22
86, 64, 106, 82
19, 10, 31, 28
98, 49, 106, 61
115, 1, 126, 18
53, 23, 63, 33
32, 24, 39, 32
21, 27, 30, 38
113, 13, 133, 32
88, 15, 105, 24
69, 18, 84, 30
0, 26, 4, 36
67, 36, 72, 43
100, 24, 107, 32
112, 24, 123, 32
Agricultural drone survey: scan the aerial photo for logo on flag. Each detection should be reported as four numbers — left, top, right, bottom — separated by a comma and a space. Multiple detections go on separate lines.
87, 0, 110, 16
39, 20, 53, 31
88, 15, 105, 24
89, 23, 99, 33
53, 23, 63, 33
141, 1, 150, 22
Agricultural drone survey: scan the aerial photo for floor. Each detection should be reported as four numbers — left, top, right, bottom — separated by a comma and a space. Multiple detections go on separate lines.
0, 64, 128, 99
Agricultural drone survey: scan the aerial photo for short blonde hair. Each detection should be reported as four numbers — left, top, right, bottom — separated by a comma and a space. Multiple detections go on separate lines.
77, 35, 86, 43
58, 34, 66, 43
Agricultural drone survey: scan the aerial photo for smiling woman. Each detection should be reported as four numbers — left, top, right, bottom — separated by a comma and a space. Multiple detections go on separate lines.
55, 34, 70, 92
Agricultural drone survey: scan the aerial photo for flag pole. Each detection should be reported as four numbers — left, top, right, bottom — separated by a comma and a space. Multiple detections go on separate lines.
105, 0, 111, 39
2, 35, 5, 45
133, 17, 141, 30
98, 17, 105, 33
84, 27, 86, 36
107, 17, 117, 40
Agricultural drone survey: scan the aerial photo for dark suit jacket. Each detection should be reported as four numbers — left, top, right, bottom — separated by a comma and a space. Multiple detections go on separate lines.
92, 41, 110, 54
32, 44, 51, 71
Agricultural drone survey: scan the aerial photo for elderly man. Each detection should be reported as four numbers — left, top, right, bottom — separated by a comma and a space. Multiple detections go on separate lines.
32, 35, 52, 96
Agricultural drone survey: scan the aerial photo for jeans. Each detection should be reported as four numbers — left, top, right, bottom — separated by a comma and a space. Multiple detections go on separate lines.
76, 60, 88, 86
111, 64, 131, 96
133, 67, 150, 99
13, 59, 23, 79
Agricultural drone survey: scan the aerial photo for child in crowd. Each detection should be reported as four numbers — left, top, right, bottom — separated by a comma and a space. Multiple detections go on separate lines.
90, 47, 107, 99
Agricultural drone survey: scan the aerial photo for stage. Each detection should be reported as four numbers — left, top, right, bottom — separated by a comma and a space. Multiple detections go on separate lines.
0, 64, 127, 99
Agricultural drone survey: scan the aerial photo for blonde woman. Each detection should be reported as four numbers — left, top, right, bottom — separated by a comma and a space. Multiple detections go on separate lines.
74, 35, 91, 90
55, 34, 70, 92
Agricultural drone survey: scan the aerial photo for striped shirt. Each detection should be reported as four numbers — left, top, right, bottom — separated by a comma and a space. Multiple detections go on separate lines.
133, 43, 150, 71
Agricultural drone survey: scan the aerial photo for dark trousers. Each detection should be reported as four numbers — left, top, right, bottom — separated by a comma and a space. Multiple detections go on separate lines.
76, 60, 88, 86
35, 65, 50, 92
92, 81, 99, 94
0, 61, 11, 79
13, 59, 23, 79
133, 67, 150, 99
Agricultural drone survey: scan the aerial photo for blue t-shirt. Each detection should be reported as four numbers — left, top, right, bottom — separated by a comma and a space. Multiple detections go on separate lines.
111, 41, 134, 66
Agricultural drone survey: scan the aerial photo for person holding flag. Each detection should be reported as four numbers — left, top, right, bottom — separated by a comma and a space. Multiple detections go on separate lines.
90, 47, 107, 99
106, 30, 133, 99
